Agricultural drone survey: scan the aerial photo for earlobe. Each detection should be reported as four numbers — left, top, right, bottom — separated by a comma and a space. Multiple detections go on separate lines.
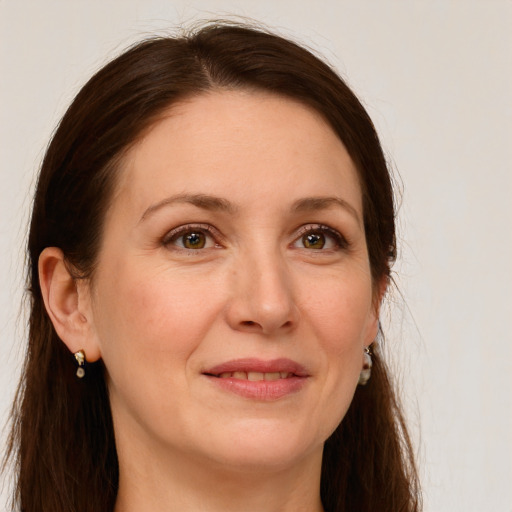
38, 247, 101, 362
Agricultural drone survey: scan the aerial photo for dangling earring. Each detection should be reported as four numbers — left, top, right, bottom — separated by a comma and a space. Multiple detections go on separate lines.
74, 349, 86, 378
358, 346, 372, 386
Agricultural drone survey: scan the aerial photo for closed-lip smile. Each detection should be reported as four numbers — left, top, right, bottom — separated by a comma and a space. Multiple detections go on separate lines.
202, 358, 310, 400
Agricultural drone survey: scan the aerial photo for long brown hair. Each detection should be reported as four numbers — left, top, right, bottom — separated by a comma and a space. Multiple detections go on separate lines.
6, 23, 420, 512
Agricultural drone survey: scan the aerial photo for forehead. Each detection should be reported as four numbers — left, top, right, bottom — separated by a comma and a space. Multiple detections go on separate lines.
113, 90, 362, 216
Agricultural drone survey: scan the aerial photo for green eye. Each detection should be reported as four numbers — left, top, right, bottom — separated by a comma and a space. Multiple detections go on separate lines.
293, 224, 347, 251
182, 232, 206, 249
164, 224, 219, 252
302, 232, 326, 249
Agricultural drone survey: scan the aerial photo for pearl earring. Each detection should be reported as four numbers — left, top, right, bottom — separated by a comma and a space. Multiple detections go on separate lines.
74, 350, 86, 378
358, 346, 372, 386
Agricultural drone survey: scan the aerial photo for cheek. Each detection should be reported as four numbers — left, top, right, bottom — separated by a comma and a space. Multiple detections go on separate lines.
300, 273, 375, 352
90, 264, 227, 435
299, 274, 374, 433
91, 263, 224, 373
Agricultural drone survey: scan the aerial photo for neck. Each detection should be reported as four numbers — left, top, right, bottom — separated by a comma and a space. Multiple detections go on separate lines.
113, 438, 325, 512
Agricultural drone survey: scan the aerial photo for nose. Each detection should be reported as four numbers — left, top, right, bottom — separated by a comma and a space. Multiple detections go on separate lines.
224, 248, 299, 336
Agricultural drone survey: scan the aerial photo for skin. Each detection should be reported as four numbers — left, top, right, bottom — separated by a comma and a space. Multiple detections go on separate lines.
40, 90, 383, 512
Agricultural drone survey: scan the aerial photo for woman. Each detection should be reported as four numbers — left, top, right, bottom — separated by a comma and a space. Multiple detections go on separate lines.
6, 23, 420, 512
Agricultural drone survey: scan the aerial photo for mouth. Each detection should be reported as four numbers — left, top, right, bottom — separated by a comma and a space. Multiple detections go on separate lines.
202, 358, 309, 400
212, 371, 295, 381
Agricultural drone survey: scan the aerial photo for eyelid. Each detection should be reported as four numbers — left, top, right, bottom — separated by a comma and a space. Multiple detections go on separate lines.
162, 223, 223, 249
161, 222, 348, 251
292, 224, 349, 250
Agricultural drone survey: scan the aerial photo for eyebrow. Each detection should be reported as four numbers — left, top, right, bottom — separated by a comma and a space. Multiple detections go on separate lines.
140, 193, 237, 221
291, 197, 362, 226
140, 193, 361, 224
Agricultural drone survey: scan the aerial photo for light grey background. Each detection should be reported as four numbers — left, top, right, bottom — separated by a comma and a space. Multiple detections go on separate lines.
1, 1, 511, 511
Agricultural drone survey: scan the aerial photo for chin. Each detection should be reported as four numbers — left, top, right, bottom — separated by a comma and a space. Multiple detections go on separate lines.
199, 418, 325, 472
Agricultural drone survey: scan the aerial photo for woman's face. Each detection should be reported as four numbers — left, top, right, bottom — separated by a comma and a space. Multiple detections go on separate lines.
84, 90, 380, 472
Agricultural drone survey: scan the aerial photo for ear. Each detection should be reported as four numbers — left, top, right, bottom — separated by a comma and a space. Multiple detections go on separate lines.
366, 275, 389, 345
39, 247, 102, 362
374, 275, 388, 316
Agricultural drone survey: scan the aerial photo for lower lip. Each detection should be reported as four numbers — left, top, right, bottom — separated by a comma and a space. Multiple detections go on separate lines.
205, 375, 307, 400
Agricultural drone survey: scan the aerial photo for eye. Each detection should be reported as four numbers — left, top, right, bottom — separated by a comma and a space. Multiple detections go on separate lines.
180, 231, 207, 249
302, 232, 327, 249
163, 224, 218, 251
293, 225, 347, 251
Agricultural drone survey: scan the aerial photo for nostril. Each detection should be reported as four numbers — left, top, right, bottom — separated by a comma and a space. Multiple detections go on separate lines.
242, 321, 256, 327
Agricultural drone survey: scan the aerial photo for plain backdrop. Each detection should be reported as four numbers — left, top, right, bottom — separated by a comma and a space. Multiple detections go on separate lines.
1, 1, 511, 511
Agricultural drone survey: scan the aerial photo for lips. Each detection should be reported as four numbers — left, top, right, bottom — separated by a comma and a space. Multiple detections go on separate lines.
217, 371, 292, 381
204, 357, 309, 377
203, 358, 309, 400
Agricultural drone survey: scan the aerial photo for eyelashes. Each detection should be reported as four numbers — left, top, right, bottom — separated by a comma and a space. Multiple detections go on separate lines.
162, 224, 222, 250
162, 223, 349, 254
293, 224, 348, 251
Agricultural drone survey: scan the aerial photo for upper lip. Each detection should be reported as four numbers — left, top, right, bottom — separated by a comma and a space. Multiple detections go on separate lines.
203, 358, 309, 377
